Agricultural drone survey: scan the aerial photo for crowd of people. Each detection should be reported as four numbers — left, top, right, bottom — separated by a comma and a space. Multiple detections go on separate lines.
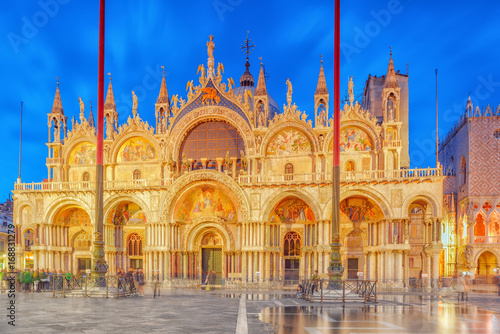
0, 267, 146, 296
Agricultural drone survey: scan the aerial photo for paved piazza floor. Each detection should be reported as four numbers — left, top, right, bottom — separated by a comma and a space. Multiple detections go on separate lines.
1, 289, 500, 333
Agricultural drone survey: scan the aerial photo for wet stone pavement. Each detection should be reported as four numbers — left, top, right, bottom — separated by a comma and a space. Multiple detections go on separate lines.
1, 289, 500, 333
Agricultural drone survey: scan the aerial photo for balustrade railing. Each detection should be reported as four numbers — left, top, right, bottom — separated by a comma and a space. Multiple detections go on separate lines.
15, 167, 441, 192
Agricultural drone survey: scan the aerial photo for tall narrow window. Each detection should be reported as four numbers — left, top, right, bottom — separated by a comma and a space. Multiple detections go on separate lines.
284, 163, 294, 181
127, 233, 143, 256
133, 169, 141, 180
82, 172, 90, 181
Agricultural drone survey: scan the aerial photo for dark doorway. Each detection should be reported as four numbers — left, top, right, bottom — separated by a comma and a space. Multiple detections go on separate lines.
129, 259, 143, 270
347, 258, 359, 279
284, 258, 300, 284
202, 248, 222, 284
78, 258, 91, 275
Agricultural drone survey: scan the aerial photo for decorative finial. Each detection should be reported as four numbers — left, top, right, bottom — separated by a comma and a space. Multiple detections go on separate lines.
161, 65, 165, 75
259, 56, 263, 66
320, 54, 323, 65
56, 76, 59, 87
107, 72, 111, 81
240, 31, 256, 60
389, 46, 392, 57
90, 100, 93, 110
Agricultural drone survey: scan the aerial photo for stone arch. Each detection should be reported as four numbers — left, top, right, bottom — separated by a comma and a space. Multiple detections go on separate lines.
324, 120, 379, 153
111, 132, 161, 164
169, 106, 255, 159
184, 217, 235, 251
343, 227, 367, 248
260, 188, 321, 222
16, 202, 35, 226
44, 198, 92, 226
64, 139, 97, 165
326, 187, 392, 219
262, 121, 318, 154
161, 169, 249, 222
71, 228, 92, 249
473, 249, 500, 268
402, 192, 441, 218
103, 195, 150, 226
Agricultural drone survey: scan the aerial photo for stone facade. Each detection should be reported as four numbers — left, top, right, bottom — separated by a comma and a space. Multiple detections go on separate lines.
12, 40, 444, 284
439, 99, 500, 280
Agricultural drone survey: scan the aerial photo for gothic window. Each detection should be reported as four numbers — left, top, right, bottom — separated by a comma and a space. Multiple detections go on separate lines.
284, 163, 294, 181
179, 121, 244, 162
82, 172, 90, 181
283, 231, 301, 256
474, 213, 486, 239
494, 129, 500, 139
346, 161, 355, 172
386, 94, 395, 121
133, 169, 141, 180
460, 156, 467, 185
24, 230, 34, 249
127, 233, 143, 256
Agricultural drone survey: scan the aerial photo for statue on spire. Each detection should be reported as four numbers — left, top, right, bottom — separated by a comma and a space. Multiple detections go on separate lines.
207, 35, 215, 59
286, 78, 293, 105
132, 91, 138, 117
348, 77, 354, 105
79, 97, 85, 123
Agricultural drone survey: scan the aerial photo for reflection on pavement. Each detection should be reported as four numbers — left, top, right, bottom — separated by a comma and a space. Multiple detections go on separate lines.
259, 295, 500, 334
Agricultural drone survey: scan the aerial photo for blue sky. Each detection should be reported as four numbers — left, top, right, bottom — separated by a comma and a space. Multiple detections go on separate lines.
1, 0, 500, 199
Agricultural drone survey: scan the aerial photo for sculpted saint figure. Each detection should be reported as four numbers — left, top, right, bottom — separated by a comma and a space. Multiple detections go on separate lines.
79, 97, 85, 115
132, 91, 138, 111
348, 77, 354, 103
240, 150, 248, 171
207, 35, 215, 58
286, 78, 293, 104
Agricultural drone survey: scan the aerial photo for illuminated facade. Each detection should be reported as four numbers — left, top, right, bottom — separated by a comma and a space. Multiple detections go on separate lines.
439, 100, 500, 281
0, 198, 13, 269
12, 38, 444, 284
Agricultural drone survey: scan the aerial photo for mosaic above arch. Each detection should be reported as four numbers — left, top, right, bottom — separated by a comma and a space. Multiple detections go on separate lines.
55, 207, 91, 226
107, 202, 147, 225
117, 137, 157, 162
266, 129, 312, 155
269, 197, 315, 223
329, 127, 373, 152
68, 142, 96, 165
175, 185, 237, 222
340, 196, 383, 222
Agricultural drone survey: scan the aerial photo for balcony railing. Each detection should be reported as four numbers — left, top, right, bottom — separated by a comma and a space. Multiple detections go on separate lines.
474, 236, 500, 244
14, 167, 442, 193
383, 140, 401, 148
238, 167, 441, 185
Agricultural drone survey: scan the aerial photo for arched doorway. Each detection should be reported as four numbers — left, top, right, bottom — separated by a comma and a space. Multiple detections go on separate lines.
477, 251, 498, 283
283, 231, 301, 284
200, 232, 223, 285
24, 229, 35, 269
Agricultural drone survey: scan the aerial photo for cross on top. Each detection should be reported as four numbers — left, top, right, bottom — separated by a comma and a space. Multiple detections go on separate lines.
240, 31, 256, 59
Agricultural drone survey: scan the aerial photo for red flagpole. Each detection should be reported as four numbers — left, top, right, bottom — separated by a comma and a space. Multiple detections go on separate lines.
328, 0, 344, 286
93, 0, 108, 276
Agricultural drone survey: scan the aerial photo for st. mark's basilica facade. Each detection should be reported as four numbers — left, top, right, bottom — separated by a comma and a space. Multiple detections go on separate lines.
13, 36, 456, 285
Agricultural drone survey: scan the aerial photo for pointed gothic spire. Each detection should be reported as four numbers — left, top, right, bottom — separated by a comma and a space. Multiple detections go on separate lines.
88, 101, 95, 128
384, 47, 399, 89
157, 67, 170, 104
104, 74, 116, 112
51, 78, 64, 114
315, 56, 328, 95
254, 59, 267, 96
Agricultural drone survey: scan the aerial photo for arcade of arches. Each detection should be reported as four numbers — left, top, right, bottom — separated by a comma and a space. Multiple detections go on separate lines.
15, 41, 490, 285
